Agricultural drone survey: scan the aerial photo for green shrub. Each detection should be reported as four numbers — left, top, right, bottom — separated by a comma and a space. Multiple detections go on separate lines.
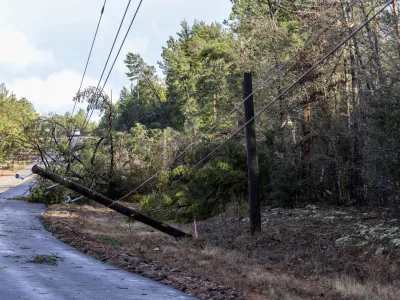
140, 142, 247, 222
26, 179, 67, 204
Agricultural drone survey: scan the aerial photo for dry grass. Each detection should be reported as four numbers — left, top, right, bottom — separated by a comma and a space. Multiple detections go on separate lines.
0, 154, 37, 174
45, 210, 80, 219
332, 276, 400, 300
42, 203, 400, 300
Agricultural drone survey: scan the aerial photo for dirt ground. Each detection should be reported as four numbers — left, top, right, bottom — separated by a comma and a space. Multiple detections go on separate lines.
41, 202, 400, 300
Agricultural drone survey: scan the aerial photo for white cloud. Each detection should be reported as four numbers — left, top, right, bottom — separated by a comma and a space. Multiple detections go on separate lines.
151, 20, 160, 31
9, 69, 112, 116
0, 0, 233, 116
0, 29, 54, 67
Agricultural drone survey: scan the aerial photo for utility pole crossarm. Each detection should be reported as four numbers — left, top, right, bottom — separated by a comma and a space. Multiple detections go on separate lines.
32, 165, 191, 238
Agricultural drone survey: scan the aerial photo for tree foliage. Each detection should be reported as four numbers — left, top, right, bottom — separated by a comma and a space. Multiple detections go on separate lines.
7, 0, 400, 219
0, 83, 37, 164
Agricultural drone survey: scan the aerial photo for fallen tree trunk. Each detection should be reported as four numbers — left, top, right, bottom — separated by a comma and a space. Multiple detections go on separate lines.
32, 165, 191, 238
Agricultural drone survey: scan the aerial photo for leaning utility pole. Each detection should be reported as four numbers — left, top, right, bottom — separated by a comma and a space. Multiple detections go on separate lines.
32, 165, 191, 238
243, 72, 261, 234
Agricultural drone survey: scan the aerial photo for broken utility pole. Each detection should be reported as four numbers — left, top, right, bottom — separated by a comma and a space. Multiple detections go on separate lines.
243, 72, 261, 235
32, 165, 191, 238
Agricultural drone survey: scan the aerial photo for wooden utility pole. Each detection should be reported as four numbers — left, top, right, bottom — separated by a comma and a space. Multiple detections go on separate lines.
32, 165, 191, 238
243, 72, 261, 235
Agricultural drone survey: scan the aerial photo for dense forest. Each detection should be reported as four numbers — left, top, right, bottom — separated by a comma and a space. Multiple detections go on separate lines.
3, 0, 400, 221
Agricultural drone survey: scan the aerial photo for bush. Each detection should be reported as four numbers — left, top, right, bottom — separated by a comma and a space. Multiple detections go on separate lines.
26, 179, 67, 204
140, 142, 248, 222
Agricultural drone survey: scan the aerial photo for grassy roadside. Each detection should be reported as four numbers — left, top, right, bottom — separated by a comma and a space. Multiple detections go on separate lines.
0, 153, 38, 175
41, 203, 400, 300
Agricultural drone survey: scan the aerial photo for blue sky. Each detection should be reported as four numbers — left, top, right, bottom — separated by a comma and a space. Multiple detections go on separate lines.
0, 0, 232, 117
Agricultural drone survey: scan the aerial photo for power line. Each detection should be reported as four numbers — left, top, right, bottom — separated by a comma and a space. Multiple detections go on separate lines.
43, 0, 142, 178
70, 0, 107, 122
74, 0, 143, 151
66, 0, 139, 177
79, 0, 135, 133
79, 0, 144, 141
139, 70, 169, 120
109, 0, 364, 204
63, 0, 107, 175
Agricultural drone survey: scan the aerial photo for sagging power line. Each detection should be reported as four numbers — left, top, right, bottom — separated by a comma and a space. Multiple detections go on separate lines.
78, 0, 144, 144
78, 0, 135, 137
70, 0, 107, 122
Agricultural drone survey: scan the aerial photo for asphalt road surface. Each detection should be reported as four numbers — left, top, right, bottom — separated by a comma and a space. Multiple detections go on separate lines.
0, 160, 37, 194
0, 174, 197, 299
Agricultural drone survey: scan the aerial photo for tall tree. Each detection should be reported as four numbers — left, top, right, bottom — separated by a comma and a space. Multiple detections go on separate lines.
159, 21, 240, 135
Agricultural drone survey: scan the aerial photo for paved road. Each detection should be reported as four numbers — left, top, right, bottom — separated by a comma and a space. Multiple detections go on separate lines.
0, 179, 197, 299
0, 160, 37, 194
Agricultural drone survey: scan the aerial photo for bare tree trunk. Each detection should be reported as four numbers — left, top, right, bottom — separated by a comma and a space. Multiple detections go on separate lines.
392, 0, 400, 56
302, 103, 311, 157
352, 36, 373, 91
163, 129, 167, 168
349, 46, 364, 203
183, 81, 197, 137
331, 136, 343, 205
108, 91, 115, 195
213, 94, 217, 122
300, 100, 311, 205
342, 0, 364, 203
91, 138, 105, 166
344, 57, 351, 136
361, 3, 384, 84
